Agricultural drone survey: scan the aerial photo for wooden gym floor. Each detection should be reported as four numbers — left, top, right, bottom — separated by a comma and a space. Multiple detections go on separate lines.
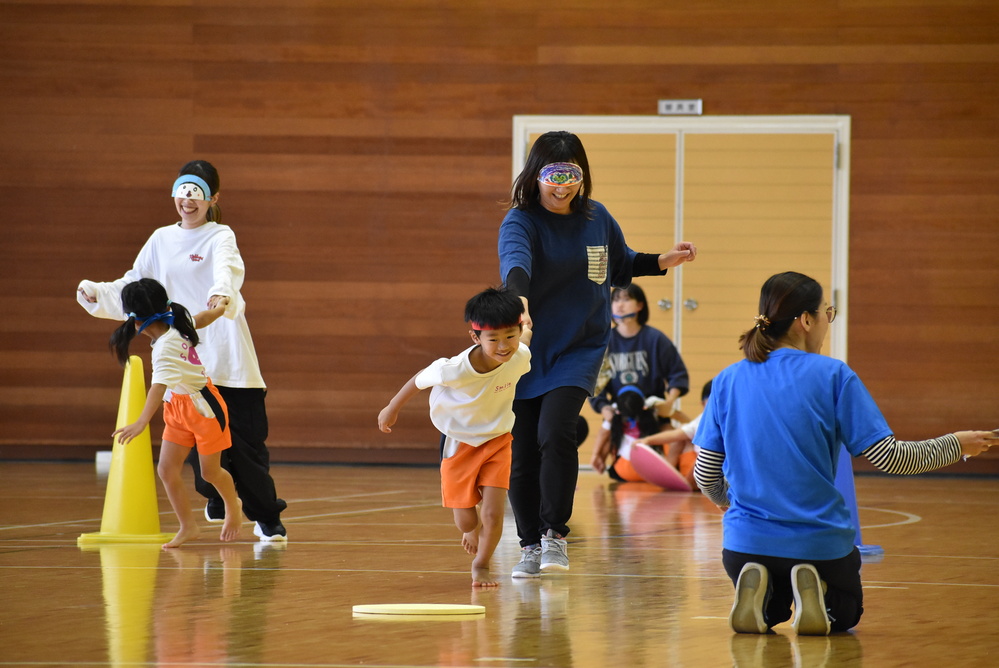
0, 461, 996, 667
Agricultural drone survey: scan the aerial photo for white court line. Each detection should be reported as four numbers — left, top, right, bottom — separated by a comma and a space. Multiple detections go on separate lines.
287, 503, 440, 521
477, 658, 536, 663
0, 663, 445, 668
0, 491, 432, 533
858, 506, 922, 529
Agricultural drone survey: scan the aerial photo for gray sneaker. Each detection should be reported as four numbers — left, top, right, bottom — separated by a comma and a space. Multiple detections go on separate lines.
540, 530, 569, 572
512, 544, 542, 578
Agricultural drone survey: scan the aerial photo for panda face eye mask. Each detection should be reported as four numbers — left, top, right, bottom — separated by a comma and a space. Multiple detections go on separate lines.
171, 175, 213, 201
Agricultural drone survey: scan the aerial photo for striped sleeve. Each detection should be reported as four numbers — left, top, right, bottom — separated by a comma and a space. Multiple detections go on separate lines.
860, 434, 962, 475
693, 448, 729, 507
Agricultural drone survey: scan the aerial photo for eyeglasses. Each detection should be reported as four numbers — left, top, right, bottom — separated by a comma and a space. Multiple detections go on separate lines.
800, 306, 837, 324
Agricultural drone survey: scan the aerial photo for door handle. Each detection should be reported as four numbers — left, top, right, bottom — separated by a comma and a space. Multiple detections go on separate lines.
657, 299, 673, 311
683, 298, 699, 311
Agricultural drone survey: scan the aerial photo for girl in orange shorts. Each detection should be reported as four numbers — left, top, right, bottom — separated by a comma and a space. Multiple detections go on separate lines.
109, 278, 243, 549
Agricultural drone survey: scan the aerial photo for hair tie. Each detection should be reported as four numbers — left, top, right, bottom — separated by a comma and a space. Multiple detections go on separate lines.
754, 314, 771, 331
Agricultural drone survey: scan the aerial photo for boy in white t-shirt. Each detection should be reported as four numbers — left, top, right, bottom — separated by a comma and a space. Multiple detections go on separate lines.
378, 287, 532, 587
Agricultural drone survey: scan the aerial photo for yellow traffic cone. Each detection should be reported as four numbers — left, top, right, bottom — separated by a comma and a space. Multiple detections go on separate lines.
78, 355, 174, 545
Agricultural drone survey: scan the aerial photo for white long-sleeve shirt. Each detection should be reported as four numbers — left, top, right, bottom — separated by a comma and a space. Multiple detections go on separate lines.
78, 221, 265, 389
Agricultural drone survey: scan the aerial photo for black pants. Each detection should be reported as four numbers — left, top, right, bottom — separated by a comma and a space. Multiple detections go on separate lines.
509, 386, 589, 547
188, 386, 286, 523
722, 547, 864, 632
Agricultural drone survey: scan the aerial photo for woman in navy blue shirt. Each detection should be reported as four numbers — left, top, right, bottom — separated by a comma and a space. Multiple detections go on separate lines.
499, 131, 696, 577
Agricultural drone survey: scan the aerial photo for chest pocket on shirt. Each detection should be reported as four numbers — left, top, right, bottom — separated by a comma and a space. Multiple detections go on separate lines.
586, 245, 608, 284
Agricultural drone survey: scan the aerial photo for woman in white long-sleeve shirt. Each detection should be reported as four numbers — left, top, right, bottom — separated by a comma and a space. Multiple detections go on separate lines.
77, 160, 287, 541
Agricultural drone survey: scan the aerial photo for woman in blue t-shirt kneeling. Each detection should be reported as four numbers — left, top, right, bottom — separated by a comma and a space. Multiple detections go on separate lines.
693, 271, 998, 635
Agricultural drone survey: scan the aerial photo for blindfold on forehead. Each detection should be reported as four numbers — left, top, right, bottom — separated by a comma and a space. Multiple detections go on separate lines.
171, 175, 213, 200
538, 162, 584, 187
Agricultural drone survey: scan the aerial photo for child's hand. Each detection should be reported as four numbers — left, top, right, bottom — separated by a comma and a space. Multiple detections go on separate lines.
112, 421, 146, 444
207, 295, 230, 310
590, 451, 606, 474
377, 406, 398, 433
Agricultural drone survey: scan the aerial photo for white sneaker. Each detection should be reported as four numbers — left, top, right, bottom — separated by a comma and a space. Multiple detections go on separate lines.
791, 563, 830, 635
729, 562, 770, 634
253, 521, 288, 542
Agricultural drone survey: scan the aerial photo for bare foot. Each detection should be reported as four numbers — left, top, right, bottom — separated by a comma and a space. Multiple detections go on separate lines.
461, 528, 480, 555
163, 524, 201, 549
219, 498, 243, 543
471, 565, 499, 588
220, 514, 241, 542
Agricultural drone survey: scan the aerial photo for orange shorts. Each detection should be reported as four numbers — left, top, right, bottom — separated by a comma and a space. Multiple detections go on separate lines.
609, 455, 644, 482
678, 450, 698, 482
162, 380, 231, 456
440, 433, 512, 509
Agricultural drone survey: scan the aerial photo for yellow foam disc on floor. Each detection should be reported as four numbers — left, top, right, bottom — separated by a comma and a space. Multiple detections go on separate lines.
352, 603, 485, 617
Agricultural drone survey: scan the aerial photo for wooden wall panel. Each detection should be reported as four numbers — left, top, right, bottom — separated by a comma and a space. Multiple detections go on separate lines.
1, 0, 996, 471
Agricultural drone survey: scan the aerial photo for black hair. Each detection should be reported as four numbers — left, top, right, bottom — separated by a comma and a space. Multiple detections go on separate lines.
739, 271, 823, 363
177, 159, 221, 223
508, 131, 593, 215
609, 385, 661, 452
109, 278, 198, 367
611, 283, 651, 326
464, 286, 525, 333
700, 378, 713, 403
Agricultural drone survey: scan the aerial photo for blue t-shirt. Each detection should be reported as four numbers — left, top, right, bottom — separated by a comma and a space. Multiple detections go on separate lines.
694, 348, 892, 560
498, 202, 637, 399
590, 325, 689, 412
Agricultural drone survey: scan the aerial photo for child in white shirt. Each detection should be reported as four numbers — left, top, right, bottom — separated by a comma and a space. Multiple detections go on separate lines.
378, 288, 532, 587
110, 278, 242, 549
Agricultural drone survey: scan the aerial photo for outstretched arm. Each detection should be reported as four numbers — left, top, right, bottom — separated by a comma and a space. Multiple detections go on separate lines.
378, 374, 423, 433
193, 298, 230, 329
112, 383, 167, 444
862, 430, 998, 474
638, 425, 689, 447
658, 241, 697, 270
